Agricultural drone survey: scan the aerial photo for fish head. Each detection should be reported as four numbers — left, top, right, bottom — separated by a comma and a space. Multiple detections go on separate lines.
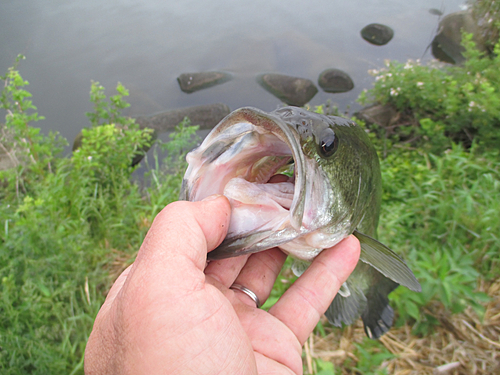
180, 106, 381, 261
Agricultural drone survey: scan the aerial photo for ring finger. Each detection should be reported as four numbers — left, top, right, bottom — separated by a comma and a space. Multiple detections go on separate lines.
230, 247, 287, 308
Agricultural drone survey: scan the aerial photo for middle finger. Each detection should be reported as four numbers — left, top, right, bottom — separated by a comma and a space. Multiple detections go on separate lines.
269, 235, 360, 345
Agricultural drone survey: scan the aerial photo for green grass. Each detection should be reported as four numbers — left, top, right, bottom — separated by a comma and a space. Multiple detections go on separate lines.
380, 145, 499, 334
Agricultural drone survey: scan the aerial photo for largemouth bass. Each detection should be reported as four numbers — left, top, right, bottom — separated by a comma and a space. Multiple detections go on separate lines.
180, 106, 421, 339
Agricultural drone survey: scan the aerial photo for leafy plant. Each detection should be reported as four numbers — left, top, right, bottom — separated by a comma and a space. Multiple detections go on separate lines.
378, 145, 499, 332
0, 55, 66, 198
313, 358, 336, 375
472, 0, 500, 52
343, 339, 393, 375
359, 34, 500, 152
0, 62, 197, 374
86, 81, 134, 128
354, 32, 500, 335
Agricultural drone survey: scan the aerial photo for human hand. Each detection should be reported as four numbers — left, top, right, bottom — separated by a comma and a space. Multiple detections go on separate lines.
84, 195, 360, 374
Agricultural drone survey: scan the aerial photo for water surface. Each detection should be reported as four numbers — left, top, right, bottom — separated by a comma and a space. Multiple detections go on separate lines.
0, 0, 467, 143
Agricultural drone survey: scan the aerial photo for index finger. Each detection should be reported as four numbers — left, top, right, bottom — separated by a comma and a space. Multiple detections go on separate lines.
268, 235, 360, 345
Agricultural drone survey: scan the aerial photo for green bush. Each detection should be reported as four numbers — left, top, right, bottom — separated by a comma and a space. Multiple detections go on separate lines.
355, 31, 500, 333
359, 34, 500, 152
0, 55, 66, 198
472, 0, 500, 52
379, 145, 499, 333
0, 62, 197, 374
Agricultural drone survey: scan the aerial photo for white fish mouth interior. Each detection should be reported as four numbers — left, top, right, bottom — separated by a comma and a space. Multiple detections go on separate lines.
187, 121, 301, 238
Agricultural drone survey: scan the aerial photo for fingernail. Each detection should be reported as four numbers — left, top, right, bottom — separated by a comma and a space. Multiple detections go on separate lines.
201, 194, 223, 202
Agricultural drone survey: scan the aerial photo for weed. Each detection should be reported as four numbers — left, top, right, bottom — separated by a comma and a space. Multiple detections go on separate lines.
379, 145, 499, 332
0, 62, 194, 374
352, 339, 393, 375
359, 34, 500, 152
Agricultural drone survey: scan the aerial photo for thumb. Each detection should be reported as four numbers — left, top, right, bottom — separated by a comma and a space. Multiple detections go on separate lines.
133, 195, 231, 280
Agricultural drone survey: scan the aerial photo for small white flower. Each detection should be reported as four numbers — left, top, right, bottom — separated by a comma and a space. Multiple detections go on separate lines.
416, 82, 424, 87
390, 88, 399, 96
87, 156, 93, 161
469, 101, 476, 107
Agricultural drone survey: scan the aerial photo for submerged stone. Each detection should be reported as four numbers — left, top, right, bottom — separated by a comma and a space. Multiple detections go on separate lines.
429, 8, 443, 16
134, 103, 231, 131
257, 73, 318, 107
354, 104, 398, 128
318, 69, 354, 93
177, 71, 232, 94
361, 23, 394, 46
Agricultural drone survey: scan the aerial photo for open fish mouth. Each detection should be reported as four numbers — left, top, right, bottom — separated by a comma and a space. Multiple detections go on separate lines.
180, 107, 316, 259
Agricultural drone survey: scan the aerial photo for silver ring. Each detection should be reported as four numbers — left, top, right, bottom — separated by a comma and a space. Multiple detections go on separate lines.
230, 283, 261, 308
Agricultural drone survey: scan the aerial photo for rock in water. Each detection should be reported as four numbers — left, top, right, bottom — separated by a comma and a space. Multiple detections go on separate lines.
318, 69, 354, 93
134, 103, 231, 131
361, 23, 394, 46
429, 8, 443, 16
177, 71, 232, 93
431, 10, 486, 65
354, 104, 398, 128
257, 73, 318, 107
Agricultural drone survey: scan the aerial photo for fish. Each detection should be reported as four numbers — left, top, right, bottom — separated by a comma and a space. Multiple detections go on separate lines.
180, 106, 421, 339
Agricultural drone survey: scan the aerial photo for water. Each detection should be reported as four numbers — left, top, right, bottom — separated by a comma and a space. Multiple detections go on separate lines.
0, 0, 468, 145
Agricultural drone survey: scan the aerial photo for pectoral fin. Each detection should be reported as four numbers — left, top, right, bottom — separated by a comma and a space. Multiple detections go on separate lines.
326, 261, 397, 339
353, 230, 421, 292
291, 259, 310, 276
326, 280, 367, 327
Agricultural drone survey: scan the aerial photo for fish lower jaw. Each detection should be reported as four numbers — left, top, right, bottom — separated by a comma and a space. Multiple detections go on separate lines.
278, 237, 327, 261
281, 245, 323, 262
278, 228, 351, 261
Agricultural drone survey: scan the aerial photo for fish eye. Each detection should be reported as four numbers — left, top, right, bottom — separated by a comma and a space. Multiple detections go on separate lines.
317, 128, 338, 158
